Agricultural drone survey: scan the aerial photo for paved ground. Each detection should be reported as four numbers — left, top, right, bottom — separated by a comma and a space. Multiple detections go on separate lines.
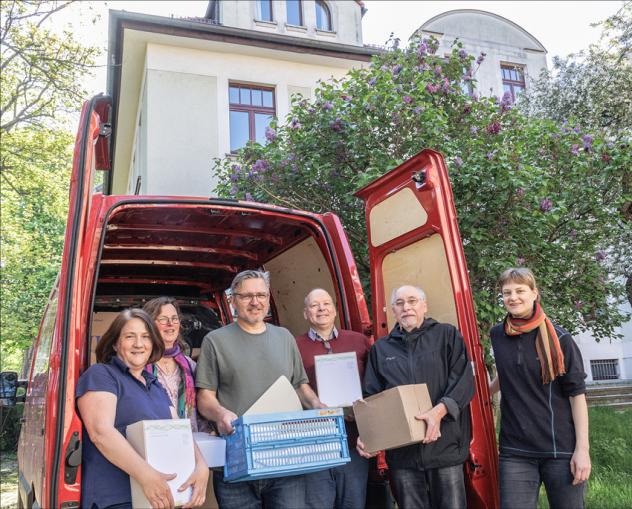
0, 452, 18, 509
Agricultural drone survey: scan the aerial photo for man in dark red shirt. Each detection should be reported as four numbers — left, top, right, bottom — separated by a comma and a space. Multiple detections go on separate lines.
295, 288, 372, 509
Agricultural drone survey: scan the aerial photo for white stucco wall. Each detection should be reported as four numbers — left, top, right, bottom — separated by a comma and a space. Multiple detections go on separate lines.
134, 43, 360, 195
418, 10, 547, 99
220, 0, 363, 47
575, 301, 632, 382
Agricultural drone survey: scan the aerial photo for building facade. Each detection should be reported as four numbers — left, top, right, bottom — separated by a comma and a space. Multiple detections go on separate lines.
415, 9, 547, 101
106, 0, 374, 196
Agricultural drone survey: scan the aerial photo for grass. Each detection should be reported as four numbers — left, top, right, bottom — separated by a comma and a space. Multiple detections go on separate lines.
538, 407, 632, 509
0, 451, 18, 509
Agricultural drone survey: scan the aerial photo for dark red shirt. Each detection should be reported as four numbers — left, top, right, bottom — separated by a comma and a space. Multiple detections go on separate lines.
295, 329, 371, 446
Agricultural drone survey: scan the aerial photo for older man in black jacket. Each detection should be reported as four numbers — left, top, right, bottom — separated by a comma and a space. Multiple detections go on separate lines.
357, 285, 474, 509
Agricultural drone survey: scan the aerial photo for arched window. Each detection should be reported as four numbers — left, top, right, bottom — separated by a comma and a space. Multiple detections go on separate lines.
315, 0, 332, 31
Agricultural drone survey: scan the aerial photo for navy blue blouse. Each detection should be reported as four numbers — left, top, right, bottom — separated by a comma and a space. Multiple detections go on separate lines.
76, 356, 172, 509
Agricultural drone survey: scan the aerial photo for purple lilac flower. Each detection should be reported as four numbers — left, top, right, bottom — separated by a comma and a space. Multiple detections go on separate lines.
574, 301, 583, 310
265, 126, 277, 142
245, 192, 254, 201
417, 42, 428, 56
454, 156, 463, 168
308, 107, 315, 114
582, 134, 593, 151
251, 159, 269, 173
413, 106, 424, 114
470, 126, 478, 135
486, 151, 495, 160
539, 198, 553, 212
595, 250, 607, 262
230, 185, 238, 195
441, 78, 450, 93
515, 187, 525, 198
486, 121, 501, 135
322, 101, 333, 111
230, 173, 239, 183
607, 141, 615, 149
573, 126, 581, 134
419, 63, 431, 72
368, 77, 377, 86
380, 64, 389, 72
289, 118, 302, 130
463, 104, 472, 115
426, 83, 440, 94
571, 144, 580, 156
500, 91, 513, 112
434, 65, 442, 76
392, 64, 403, 76
403, 95, 413, 104
516, 257, 526, 266
458, 49, 468, 59
231, 164, 242, 174
330, 117, 344, 132
476, 52, 487, 65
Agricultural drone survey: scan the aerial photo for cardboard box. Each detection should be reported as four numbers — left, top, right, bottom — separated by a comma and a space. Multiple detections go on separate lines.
126, 419, 195, 508
90, 312, 119, 364
353, 384, 432, 453
193, 432, 225, 468
315, 352, 362, 407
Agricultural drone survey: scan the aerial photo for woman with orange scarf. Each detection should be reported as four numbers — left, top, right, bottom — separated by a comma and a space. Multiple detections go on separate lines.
489, 268, 591, 509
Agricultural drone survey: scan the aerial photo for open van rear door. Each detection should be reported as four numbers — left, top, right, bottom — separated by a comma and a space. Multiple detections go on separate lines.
24, 94, 111, 509
355, 149, 499, 509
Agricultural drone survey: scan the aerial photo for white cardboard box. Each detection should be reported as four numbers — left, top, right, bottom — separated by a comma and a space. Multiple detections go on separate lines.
315, 352, 363, 407
193, 432, 225, 468
126, 419, 195, 508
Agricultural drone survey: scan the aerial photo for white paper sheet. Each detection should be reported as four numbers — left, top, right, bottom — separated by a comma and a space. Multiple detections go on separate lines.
315, 352, 362, 407
244, 375, 302, 415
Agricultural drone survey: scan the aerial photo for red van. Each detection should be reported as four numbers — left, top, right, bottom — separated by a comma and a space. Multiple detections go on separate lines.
12, 95, 498, 508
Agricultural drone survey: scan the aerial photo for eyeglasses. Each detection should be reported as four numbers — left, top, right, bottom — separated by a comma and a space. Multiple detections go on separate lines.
156, 316, 180, 325
393, 298, 421, 308
308, 301, 335, 310
233, 292, 270, 302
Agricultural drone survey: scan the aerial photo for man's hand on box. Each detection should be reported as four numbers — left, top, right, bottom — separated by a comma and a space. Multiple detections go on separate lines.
180, 460, 209, 508
416, 403, 448, 444
356, 437, 378, 459
217, 409, 238, 436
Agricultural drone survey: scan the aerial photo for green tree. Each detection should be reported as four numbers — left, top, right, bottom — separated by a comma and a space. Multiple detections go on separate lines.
1, 1, 98, 370
214, 35, 631, 347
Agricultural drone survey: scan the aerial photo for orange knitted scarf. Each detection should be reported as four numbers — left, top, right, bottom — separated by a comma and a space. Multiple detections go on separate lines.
504, 301, 566, 384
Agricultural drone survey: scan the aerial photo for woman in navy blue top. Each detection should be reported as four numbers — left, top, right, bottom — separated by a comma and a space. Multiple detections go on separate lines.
489, 268, 591, 509
76, 309, 208, 509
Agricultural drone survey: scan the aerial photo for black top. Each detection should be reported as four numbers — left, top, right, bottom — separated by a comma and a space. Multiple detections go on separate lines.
363, 318, 474, 470
491, 321, 586, 459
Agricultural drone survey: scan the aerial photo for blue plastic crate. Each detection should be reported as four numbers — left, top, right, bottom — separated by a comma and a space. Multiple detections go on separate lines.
224, 408, 350, 482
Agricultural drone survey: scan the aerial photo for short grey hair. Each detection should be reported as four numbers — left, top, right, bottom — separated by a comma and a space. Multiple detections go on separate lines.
230, 270, 270, 295
390, 285, 427, 305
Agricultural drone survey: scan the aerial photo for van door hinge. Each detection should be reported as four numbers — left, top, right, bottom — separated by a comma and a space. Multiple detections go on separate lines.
64, 431, 82, 484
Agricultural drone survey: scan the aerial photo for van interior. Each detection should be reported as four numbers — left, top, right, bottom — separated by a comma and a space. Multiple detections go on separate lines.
88, 201, 348, 363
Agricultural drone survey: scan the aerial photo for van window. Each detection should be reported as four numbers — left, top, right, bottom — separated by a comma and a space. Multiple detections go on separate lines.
33, 294, 58, 376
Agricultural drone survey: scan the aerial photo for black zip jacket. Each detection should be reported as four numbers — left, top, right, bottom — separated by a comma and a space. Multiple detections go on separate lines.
363, 318, 474, 470
491, 321, 586, 459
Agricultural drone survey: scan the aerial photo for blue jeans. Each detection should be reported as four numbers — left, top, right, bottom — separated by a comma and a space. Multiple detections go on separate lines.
213, 470, 306, 509
304, 447, 369, 509
499, 454, 585, 509
389, 464, 466, 509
